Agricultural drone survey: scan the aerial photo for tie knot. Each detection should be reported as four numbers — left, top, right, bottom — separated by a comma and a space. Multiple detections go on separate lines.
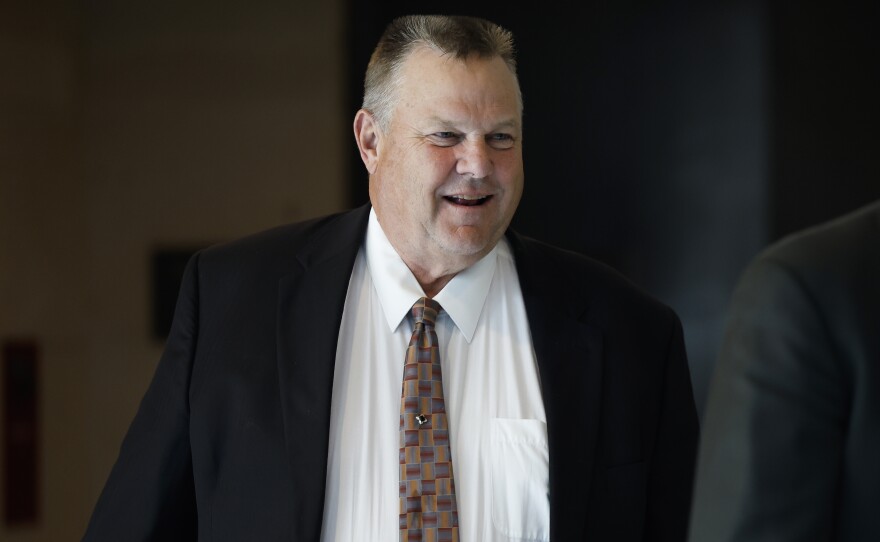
411, 297, 442, 327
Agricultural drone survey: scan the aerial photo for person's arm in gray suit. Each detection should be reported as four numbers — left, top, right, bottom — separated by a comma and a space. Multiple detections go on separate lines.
688, 254, 847, 541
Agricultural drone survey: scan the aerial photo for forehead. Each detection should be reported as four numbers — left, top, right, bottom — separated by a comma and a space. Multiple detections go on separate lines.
395, 46, 521, 127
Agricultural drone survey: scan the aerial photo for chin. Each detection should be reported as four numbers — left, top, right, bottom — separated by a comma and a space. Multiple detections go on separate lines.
436, 230, 499, 258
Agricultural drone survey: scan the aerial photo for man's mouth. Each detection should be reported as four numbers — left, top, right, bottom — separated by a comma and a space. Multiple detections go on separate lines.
443, 195, 492, 207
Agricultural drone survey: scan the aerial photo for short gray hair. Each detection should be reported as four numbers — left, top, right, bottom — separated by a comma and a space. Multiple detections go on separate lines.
362, 15, 521, 131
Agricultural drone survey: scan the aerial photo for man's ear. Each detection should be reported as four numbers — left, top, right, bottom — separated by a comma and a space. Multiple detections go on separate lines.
354, 109, 381, 174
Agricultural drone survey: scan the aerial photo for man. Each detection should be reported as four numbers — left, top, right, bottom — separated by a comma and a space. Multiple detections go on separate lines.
689, 200, 880, 541
84, 15, 698, 541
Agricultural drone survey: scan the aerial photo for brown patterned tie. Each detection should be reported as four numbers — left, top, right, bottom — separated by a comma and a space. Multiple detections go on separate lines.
399, 297, 459, 542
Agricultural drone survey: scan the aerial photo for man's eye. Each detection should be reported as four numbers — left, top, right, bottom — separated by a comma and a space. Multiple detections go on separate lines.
429, 132, 460, 146
487, 133, 515, 149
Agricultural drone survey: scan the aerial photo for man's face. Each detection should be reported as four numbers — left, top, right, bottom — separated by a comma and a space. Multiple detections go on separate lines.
363, 47, 524, 278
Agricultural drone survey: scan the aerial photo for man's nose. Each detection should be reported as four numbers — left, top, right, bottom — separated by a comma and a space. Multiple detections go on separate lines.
455, 138, 494, 179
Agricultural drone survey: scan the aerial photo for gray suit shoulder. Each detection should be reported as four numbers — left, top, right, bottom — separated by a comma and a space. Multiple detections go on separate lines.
756, 200, 880, 275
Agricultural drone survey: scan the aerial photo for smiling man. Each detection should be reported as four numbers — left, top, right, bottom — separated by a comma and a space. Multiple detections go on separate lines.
84, 15, 699, 542
357, 43, 524, 297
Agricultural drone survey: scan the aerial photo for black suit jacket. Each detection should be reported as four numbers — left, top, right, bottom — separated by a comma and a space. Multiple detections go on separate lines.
689, 200, 880, 541
84, 205, 698, 541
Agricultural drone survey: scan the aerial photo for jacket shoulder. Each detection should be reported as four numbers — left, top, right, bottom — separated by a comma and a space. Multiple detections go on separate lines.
749, 200, 880, 291
762, 200, 879, 267
509, 232, 678, 324
196, 206, 369, 275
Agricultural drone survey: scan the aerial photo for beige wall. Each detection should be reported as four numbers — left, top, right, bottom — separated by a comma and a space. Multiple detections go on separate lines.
0, 1, 347, 539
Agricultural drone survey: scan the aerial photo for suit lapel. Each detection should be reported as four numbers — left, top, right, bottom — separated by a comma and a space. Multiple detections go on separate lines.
509, 231, 604, 541
276, 205, 370, 540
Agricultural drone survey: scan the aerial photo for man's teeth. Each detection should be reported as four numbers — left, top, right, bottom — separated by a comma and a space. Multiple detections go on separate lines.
446, 195, 489, 206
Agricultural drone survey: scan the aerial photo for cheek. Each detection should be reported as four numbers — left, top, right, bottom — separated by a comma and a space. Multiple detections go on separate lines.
495, 155, 524, 189
421, 147, 457, 177
382, 146, 457, 207
399, 159, 453, 209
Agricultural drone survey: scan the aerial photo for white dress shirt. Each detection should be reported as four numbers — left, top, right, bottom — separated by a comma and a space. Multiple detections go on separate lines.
320, 210, 550, 542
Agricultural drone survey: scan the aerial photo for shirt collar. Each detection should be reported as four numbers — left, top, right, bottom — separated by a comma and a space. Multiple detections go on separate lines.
365, 208, 498, 342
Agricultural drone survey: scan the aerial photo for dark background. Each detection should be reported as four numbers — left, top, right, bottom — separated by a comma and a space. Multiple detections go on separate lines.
346, 1, 880, 412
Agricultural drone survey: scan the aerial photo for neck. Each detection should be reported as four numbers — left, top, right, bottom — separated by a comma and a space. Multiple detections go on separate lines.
412, 271, 455, 299
399, 247, 487, 298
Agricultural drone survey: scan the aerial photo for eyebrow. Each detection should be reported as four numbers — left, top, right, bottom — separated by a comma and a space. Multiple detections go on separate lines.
425, 117, 520, 132
492, 119, 520, 131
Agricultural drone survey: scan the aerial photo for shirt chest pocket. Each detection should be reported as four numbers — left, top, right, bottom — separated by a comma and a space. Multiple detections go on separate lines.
490, 418, 551, 541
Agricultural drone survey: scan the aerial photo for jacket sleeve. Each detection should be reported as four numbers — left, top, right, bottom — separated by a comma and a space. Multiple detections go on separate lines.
82, 253, 202, 541
645, 313, 701, 541
688, 257, 846, 542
